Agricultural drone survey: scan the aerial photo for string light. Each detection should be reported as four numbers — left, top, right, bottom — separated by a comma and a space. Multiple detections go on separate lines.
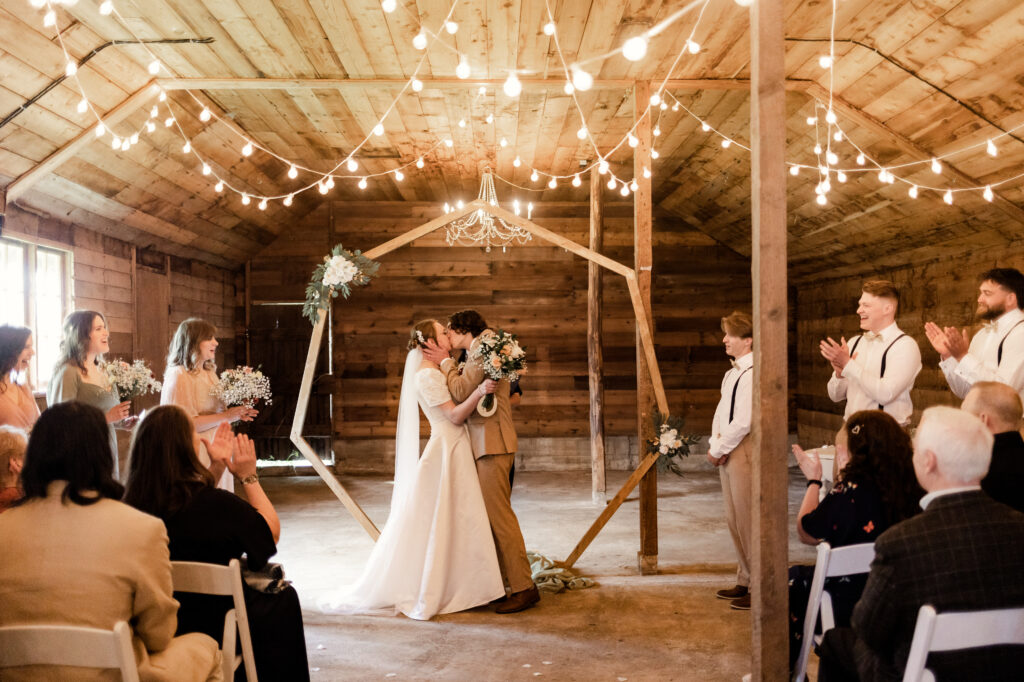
653, 126, 661, 137
643, 167, 651, 178
65, 62, 77, 77
987, 139, 998, 157
284, 194, 294, 206
241, 193, 251, 205
110, 136, 121, 150
576, 126, 588, 140
547, 177, 557, 189
513, 156, 522, 167
445, 21, 459, 34
572, 174, 582, 187
701, 122, 711, 132
182, 141, 191, 153
686, 39, 700, 54
530, 170, 539, 182
395, 170, 404, 181
358, 177, 368, 190
258, 198, 268, 210
908, 185, 918, 198
570, 66, 593, 91
620, 184, 630, 196
199, 108, 211, 122
818, 56, 832, 68
983, 185, 994, 201
833, 131, 842, 142
288, 165, 298, 179
943, 189, 953, 204
347, 159, 358, 172
816, 194, 827, 205
607, 177, 616, 190
147, 60, 161, 75
381, 0, 396, 12
543, 21, 556, 35
499, 137, 508, 147
202, 163, 211, 175
455, 57, 471, 79
164, 117, 174, 127
563, 82, 574, 95
77, 98, 88, 113
373, 123, 385, 136
628, 134, 639, 148
413, 31, 427, 50
43, 10, 56, 26
806, 116, 817, 125
215, 181, 224, 192
790, 166, 800, 176
837, 171, 847, 183
503, 72, 522, 97
855, 154, 866, 166
825, 109, 837, 124
411, 78, 423, 92
813, 144, 822, 155
622, 36, 648, 62
241, 142, 254, 156
99, 1, 113, 14
598, 160, 609, 174
416, 158, 425, 169
931, 158, 942, 174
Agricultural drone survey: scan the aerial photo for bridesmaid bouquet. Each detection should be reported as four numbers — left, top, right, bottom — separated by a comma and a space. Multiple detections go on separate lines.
102, 359, 162, 399
470, 330, 526, 417
212, 366, 273, 408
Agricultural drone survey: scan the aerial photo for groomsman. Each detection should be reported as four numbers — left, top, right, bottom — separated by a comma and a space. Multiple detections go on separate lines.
925, 267, 1024, 398
708, 311, 754, 611
821, 279, 921, 428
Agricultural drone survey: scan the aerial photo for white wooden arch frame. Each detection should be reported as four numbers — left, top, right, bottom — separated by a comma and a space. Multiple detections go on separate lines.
290, 199, 669, 567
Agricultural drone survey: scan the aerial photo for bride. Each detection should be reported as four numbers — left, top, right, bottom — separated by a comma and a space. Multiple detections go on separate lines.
320, 319, 506, 620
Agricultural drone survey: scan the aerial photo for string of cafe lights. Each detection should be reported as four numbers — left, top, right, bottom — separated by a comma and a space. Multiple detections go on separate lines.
26, 0, 1023, 211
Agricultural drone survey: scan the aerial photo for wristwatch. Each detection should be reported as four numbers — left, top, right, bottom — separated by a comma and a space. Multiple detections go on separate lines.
240, 473, 259, 485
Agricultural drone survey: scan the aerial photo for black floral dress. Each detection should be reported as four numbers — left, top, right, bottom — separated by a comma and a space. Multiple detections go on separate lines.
789, 478, 888, 669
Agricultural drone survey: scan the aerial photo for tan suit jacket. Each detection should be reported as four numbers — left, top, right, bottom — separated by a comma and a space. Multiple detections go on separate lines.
441, 334, 518, 458
0, 482, 221, 682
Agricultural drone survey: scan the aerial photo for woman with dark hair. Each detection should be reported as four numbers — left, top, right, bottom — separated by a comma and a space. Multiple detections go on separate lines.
0, 402, 221, 681
787, 410, 924, 669
46, 311, 131, 477
0, 325, 40, 431
124, 404, 308, 681
161, 318, 257, 491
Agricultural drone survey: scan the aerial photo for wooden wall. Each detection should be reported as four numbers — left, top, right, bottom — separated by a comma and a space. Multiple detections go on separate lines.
796, 252, 1024, 447
250, 200, 753, 473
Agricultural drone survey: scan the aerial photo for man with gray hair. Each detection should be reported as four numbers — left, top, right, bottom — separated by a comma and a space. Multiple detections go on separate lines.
817, 406, 1024, 682
961, 381, 1024, 513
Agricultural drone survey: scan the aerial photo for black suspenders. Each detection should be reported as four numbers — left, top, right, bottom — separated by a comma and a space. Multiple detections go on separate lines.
997, 319, 1024, 366
729, 367, 752, 423
849, 333, 908, 409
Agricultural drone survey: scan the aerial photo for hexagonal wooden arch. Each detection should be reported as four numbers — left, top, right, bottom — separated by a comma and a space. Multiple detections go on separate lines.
290, 199, 669, 567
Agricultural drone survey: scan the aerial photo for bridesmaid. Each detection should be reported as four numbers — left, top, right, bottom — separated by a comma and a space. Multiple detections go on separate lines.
47, 311, 131, 477
161, 318, 256, 491
0, 325, 40, 431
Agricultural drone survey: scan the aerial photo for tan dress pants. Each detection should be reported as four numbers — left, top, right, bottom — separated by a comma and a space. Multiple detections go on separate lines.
475, 453, 534, 593
719, 437, 753, 587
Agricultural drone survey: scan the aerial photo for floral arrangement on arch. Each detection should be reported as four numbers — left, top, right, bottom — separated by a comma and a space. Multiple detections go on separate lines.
303, 243, 380, 325
469, 329, 526, 416
102, 359, 162, 400
648, 412, 700, 477
211, 366, 273, 409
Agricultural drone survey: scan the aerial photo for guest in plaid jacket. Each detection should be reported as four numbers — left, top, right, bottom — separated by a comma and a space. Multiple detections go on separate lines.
818, 405, 1024, 682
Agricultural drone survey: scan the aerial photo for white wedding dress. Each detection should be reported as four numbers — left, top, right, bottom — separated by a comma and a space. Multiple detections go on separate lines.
320, 350, 504, 620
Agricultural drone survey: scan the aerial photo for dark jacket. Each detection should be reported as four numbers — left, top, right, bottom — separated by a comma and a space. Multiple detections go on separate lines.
982, 431, 1024, 513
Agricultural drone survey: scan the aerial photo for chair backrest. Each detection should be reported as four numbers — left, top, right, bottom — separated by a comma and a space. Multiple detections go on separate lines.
902, 604, 1024, 682
0, 620, 139, 682
171, 558, 258, 682
792, 542, 876, 682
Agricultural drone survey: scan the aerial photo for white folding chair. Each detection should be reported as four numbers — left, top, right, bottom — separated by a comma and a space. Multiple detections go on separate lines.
0, 620, 139, 681
902, 604, 1024, 682
792, 541, 876, 682
171, 558, 258, 682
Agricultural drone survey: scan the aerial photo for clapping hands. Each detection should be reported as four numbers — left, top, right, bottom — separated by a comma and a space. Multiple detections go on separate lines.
200, 422, 258, 480
819, 336, 851, 375
924, 322, 969, 361
791, 444, 823, 482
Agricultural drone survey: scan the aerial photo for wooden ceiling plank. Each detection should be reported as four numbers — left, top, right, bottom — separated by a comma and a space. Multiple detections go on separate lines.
234, 0, 319, 77
202, 0, 294, 77
515, 0, 548, 76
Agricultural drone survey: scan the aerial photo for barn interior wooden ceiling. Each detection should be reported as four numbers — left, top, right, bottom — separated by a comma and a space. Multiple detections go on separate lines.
1, 0, 1022, 277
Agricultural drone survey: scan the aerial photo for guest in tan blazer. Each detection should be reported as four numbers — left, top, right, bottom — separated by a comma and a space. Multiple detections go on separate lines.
424, 309, 538, 614
0, 402, 222, 682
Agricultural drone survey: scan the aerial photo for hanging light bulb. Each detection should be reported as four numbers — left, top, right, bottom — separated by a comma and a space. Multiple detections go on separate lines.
77, 98, 88, 113
570, 66, 593, 91
99, 1, 113, 15
818, 55, 833, 69
826, 151, 838, 164
721, 139, 731, 148
735, 0, 755, 6
182, 141, 191, 153
649, 93, 661, 107
983, 185, 994, 202
30, 0, 46, 7
643, 166, 651, 178
606, 177, 616, 190
358, 177, 368, 190
813, 144, 823, 155
513, 156, 522, 167
288, 165, 298, 179
530, 170, 539, 182
445, 20, 458, 34
65, 62, 77, 77
856, 153, 866, 166
837, 171, 847, 183
158, 91, 167, 102
164, 117, 174, 127
444, 138, 454, 147
413, 31, 427, 49
284, 194, 294, 206
146, 121, 155, 132
660, 102, 668, 111
499, 137, 508, 147
394, 169, 404, 181
825, 109, 837, 124
241, 142, 253, 156
478, 86, 486, 96
544, 21, 556, 35
620, 184, 630, 197
686, 39, 700, 54
444, 202, 451, 213
381, 0, 396, 12
622, 36, 648, 62
202, 163, 211, 175
701, 122, 711, 132
572, 174, 581, 187
199, 108, 211, 122
318, 182, 329, 194
908, 184, 918, 198
672, 102, 680, 112
241, 194, 251, 205
548, 177, 557, 189
833, 131, 843, 142
130, 133, 139, 144
411, 78, 423, 92
148, 60, 161, 75
943, 189, 953, 204
325, 176, 335, 189
486, 113, 493, 124
931, 158, 942, 174
110, 136, 121, 150
816, 194, 827, 206
215, 180, 224, 192
416, 157, 424, 169
789, 165, 800, 176
653, 126, 661, 137
987, 139, 998, 157
43, 10, 56, 27
455, 57, 471, 79
456, 200, 464, 209
150, 106, 158, 118
347, 158, 358, 172
258, 198, 268, 211
651, 149, 660, 159
120, 139, 130, 151
628, 133, 638, 148
576, 126, 588, 140
503, 72, 522, 97
629, 179, 638, 192
94, 122, 106, 137
563, 82, 574, 95
598, 159, 609, 174
373, 123, 385, 136
806, 116, 817, 125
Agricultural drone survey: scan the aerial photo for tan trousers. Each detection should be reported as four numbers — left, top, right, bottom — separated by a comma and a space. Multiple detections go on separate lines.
475, 453, 534, 593
719, 437, 753, 587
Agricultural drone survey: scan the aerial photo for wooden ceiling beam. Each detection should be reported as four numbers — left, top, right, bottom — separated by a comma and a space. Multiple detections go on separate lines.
158, 77, 813, 92
7, 82, 160, 204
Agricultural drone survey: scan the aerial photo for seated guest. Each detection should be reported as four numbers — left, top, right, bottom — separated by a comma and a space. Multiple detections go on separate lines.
0, 402, 221, 681
124, 405, 309, 681
0, 425, 27, 513
818, 406, 1024, 682
961, 381, 1024, 513
788, 411, 923, 670
0, 325, 40, 431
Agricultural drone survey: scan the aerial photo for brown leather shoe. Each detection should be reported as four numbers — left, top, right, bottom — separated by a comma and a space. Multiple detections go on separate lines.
730, 593, 751, 610
489, 593, 510, 606
494, 585, 540, 614
715, 585, 748, 600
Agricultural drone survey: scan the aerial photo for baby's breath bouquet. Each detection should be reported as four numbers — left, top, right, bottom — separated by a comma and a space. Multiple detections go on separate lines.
649, 412, 700, 477
102, 359, 162, 400
303, 243, 380, 325
469, 330, 526, 416
211, 366, 272, 409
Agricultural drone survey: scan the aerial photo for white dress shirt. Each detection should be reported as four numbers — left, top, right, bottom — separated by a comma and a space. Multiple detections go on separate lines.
919, 485, 982, 510
709, 352, 752, 459
827, 322, 921, 426
939, 307, 1024, 399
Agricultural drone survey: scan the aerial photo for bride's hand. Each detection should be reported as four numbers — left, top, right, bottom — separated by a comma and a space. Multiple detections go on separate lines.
421, 340, 450, 365
478, 379, 498, 395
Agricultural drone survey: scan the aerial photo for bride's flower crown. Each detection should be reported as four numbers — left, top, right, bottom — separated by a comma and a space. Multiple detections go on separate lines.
415, 330, 426, 345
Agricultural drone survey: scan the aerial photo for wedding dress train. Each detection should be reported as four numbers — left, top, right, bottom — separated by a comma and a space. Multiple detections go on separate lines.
320, 350, 504, 620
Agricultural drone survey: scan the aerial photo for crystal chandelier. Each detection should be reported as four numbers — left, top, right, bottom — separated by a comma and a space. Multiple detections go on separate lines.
444, 170, 532, 252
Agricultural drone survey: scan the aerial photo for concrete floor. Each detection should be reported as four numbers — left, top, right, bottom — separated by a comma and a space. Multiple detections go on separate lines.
263, 468, 818, 681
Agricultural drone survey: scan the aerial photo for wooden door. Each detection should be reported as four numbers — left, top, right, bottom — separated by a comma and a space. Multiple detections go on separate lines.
135, 266, 170, 413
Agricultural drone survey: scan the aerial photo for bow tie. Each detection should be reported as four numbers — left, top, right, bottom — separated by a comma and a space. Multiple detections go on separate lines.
730, 359, 743, 370
861, 331, 883, 342
984, 321, 999, 332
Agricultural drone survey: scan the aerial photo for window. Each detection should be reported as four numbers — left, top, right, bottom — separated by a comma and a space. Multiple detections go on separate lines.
0, 236, 73, 388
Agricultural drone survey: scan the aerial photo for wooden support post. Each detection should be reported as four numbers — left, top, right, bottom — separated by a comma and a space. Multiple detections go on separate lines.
589, 168, 606, 505
634, 79, 658, 575
750, 1, 789, 679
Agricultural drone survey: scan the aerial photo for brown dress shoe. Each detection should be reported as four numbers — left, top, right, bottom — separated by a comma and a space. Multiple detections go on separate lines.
494, 585, 540, 614
730, 593, 751, 610
715, 585, 748, 600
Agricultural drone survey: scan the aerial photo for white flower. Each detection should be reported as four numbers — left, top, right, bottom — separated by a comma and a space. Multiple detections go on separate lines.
323, 255, 359, 287
659, 445, 669, 454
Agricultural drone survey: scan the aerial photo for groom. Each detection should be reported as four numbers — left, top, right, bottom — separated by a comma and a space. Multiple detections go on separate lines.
423, 309, 540, 613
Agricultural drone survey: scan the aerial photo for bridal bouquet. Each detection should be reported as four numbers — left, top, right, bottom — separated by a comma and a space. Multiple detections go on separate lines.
303, 243, 380, 325
470, 330, 526, 416
102, 359, 162, 400
212, 366, 273, 408
648, 413, 700, 477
